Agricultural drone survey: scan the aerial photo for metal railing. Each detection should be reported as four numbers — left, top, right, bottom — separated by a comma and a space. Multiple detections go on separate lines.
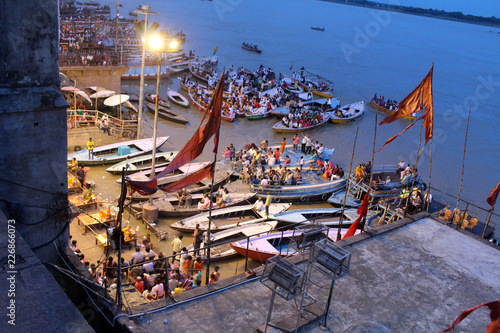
67, 109, 138, 138
428, 186, 498, 239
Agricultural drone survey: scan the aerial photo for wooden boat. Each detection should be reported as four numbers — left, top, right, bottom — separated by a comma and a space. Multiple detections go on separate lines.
271, 207, 375, 228
272, 113, 330, 133
145, 93, 171, 109
67, 137, 169, 165
144, 101, 188, 124
245, 106, 271, 120
129, 169, 233, 201
339, 165, 427, 204
231, 227, 359, 262
281, 75, 304, 94
189, 91, 235, 122
121, 161, 211, 187
242, 43, 262, 53
311, 26, 325, 31
230, 144, 335, 178
167, 88, 189, 108
186, 221, 279, 261
178, 77, 231, 98
251, 176, 346, 202
296, 68, 334, 98
369, 100, 417, 120
170, 203, 292, 232
189, 62, 217, 85
270, 105, 290, 118
327, 189, 361, 208
131, 192, 256, 218
105, 151, 178, 174
329, 101, 365, 123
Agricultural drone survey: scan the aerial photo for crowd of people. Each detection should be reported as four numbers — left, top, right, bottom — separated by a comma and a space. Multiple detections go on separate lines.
229, 137, 343, 186
371, 94, 398, 111
72, 231, 222, 302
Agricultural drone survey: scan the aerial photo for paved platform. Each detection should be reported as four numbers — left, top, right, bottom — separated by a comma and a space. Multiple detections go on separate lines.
0, 211, 94, 333
128, 216, 500, 332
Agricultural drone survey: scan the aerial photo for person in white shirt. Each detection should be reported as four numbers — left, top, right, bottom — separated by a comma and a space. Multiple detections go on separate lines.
131, 247, 145, 264
253, 197, 264, 211
260, 177, 269, 187
395, 160, 406, 175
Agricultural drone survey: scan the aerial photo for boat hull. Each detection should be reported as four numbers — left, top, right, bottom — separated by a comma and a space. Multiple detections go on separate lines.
145, 102, 189, 124
272, 114, 330, 133
330, 101, 365, 123
67, 137, 169, 165
167, 89, 189, 108
369, 100, 416, 120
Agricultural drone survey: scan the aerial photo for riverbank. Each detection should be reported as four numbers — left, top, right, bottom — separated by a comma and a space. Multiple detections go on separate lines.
320, 0, 500, 28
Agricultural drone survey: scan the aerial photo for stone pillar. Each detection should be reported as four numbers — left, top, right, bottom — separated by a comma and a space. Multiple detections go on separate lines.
0, 0, 70, 260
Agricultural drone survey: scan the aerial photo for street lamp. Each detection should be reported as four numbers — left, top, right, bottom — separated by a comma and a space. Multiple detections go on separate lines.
135, 6, 158, 139
147, 35, 163, 204
145, 36, 179, 204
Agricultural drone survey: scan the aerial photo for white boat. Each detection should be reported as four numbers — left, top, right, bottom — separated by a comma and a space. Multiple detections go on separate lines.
271, 208, 375, 228
186, 221, 279, 261
170, 203, 292, 232
67, 137, 169, 165
105, 151, 178, 174
251, 176, 347, 202
330, 101, 365, 123
167, 88, 189, 108
327, 189, 361, 207
118, 161, 211, 186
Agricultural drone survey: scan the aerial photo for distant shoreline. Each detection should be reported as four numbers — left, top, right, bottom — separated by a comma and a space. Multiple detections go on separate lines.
320, 0, 500, 28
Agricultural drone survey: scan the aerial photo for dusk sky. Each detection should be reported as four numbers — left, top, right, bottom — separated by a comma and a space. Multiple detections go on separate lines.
376, 0, 500, 17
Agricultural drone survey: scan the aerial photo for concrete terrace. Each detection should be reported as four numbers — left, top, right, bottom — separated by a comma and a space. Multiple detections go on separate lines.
126, 215, 500, 333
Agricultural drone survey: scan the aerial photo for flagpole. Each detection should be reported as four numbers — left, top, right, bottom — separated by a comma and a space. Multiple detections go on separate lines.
425, 135, 434, 213
205, 160, 216, 286
364, 115, 377, 232
337, 127, 358, 241
452, 108, 472, 222
205, 69, 224, 286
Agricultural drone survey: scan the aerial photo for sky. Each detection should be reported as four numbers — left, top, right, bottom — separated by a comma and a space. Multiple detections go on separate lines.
377, 0, 500, 18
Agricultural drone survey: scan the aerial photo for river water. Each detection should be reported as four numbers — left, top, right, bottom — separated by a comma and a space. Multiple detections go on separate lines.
96, 0, 500, 227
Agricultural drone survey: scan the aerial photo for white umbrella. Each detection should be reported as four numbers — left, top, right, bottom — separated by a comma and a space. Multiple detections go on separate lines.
103, 94, 130, 106
89, 90, 116, 99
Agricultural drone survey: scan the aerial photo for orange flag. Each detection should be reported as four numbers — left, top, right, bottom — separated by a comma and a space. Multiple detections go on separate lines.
377, 65, 434, 152
487, 182, 500, 211
440, 300, 500, 333
342, 189, 370, 239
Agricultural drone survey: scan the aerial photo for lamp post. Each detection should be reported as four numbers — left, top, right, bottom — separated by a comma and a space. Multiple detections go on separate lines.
147, 37, 179, 204
115, 0, 120, 54
135, 6, 158, 139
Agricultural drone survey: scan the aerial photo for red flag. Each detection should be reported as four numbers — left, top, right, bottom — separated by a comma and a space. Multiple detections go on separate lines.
378, 65, 434, 152
440, 300, 500, 333
160, 162, 214, 193
127, 72, 224, 194
343, 189, 370, 239
487, 182, 500, 211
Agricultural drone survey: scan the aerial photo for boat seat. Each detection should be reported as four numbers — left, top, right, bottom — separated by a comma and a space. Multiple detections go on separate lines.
467, 218, 478, 232
440, 209, 452, 221
460, 218, 469, 229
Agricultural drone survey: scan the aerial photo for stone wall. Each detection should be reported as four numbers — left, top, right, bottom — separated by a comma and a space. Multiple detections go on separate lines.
0, 0, 69, 260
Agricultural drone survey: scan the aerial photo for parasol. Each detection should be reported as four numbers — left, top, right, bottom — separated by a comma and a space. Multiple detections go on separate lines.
104, 94, 130, 106
89, 90, 116, 99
